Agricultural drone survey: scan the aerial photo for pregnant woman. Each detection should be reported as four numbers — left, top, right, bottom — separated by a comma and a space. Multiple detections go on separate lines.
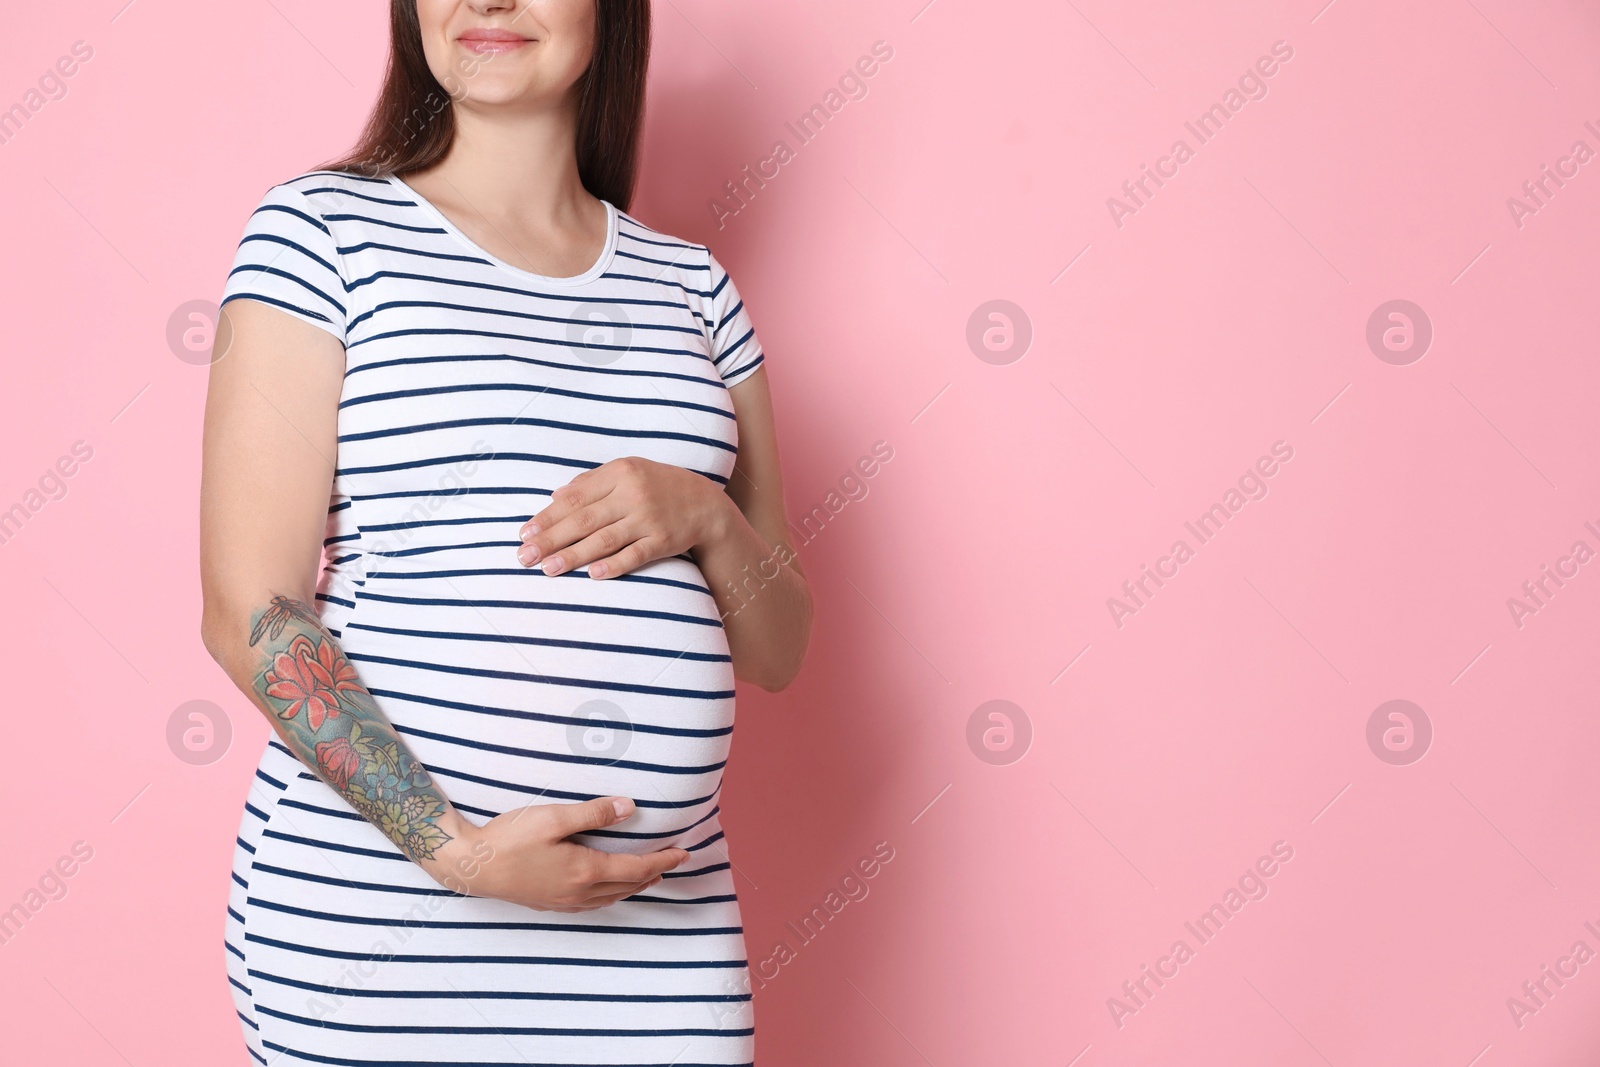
198, 2, 811, 1064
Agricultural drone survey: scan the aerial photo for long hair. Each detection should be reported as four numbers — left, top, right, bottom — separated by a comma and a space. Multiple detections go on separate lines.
320, 1, 651, 210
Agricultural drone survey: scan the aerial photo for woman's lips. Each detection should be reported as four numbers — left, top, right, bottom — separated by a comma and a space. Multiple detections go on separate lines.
458, 31, 533, 54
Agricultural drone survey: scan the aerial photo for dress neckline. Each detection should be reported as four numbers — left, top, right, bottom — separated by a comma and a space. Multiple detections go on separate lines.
386, 173, 617, 287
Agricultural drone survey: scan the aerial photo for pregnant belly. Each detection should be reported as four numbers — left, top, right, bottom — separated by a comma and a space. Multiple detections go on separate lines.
327, 548, 734, 854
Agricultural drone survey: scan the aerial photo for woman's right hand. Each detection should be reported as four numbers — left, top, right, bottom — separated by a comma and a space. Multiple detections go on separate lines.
419, 796, 690, 912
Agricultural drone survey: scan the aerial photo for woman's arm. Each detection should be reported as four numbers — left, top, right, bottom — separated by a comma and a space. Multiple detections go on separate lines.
200, 299, 686, 907
517, 366, 813, 691
200, 299, 468, 864
699, 368, 812, 689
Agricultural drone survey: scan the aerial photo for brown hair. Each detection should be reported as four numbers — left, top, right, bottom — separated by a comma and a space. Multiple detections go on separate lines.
320, 1, 651, 210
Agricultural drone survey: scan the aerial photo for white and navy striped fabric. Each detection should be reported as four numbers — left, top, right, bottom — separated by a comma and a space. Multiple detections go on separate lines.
219, 170, 762, 1066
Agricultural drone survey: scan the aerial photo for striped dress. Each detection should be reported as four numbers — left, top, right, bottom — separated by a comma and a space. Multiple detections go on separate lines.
219, 170, 763, 1066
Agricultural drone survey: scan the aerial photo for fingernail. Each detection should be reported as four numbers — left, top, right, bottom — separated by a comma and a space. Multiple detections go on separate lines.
542, 556, 564, 575
522, 523, 540, 539
518, 544, 538, 565
590, 562, 608, 579
611, 798, 631, 818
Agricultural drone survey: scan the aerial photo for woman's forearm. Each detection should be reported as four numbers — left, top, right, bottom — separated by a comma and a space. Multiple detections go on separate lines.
694, 494, 812, 691
205, 594, 470, 864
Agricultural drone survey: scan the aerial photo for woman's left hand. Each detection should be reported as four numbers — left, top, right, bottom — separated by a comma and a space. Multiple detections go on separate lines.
518, 457, 732, 579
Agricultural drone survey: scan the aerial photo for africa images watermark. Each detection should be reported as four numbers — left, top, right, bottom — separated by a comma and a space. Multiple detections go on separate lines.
1506, 918, 1600, 1031
342, 35, 517, 179
0, 40, 94, 149
1107, 440, 1295, 629
709, 40, 896, 230
719, 440, 895, 620
707, 840, 898, 1028
1106, 39, 1296, 229
360, 443, 494, 558
0, 440, 95, 548
1108, 840, 1296, 1029
301, 838, 496, 1022
1505, 117, 1600, 231
1505, 515, 1600, 630
0, 841, 95, 948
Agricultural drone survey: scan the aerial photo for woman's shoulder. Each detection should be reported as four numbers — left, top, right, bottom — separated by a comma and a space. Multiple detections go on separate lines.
223, 171, 361, 341
612, 207, 717, 271
274, 168, 396, 194
242, 169, 401, 219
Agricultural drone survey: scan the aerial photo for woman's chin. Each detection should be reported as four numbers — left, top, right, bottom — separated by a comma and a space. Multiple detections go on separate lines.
452, 81, 558, 111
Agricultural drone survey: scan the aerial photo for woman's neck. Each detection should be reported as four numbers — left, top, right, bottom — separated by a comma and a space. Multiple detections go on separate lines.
416, 98, 596, 227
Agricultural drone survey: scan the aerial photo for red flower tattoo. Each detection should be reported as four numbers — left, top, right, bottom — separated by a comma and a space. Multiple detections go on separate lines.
315, 735, 362, 789
263, 634, 360, 730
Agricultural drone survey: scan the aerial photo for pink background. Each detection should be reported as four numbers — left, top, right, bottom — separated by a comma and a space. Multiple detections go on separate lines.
3, 0, 1600, 1063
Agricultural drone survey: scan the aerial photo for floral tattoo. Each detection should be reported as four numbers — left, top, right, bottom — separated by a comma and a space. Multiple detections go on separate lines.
249, 596, 452, 860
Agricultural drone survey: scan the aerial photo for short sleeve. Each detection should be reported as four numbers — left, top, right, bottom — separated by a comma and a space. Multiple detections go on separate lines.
706, 251, 764, 388
221, 182, 348, 345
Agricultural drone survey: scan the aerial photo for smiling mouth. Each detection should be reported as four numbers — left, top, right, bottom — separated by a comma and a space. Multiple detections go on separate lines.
458, 32, 534, 55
